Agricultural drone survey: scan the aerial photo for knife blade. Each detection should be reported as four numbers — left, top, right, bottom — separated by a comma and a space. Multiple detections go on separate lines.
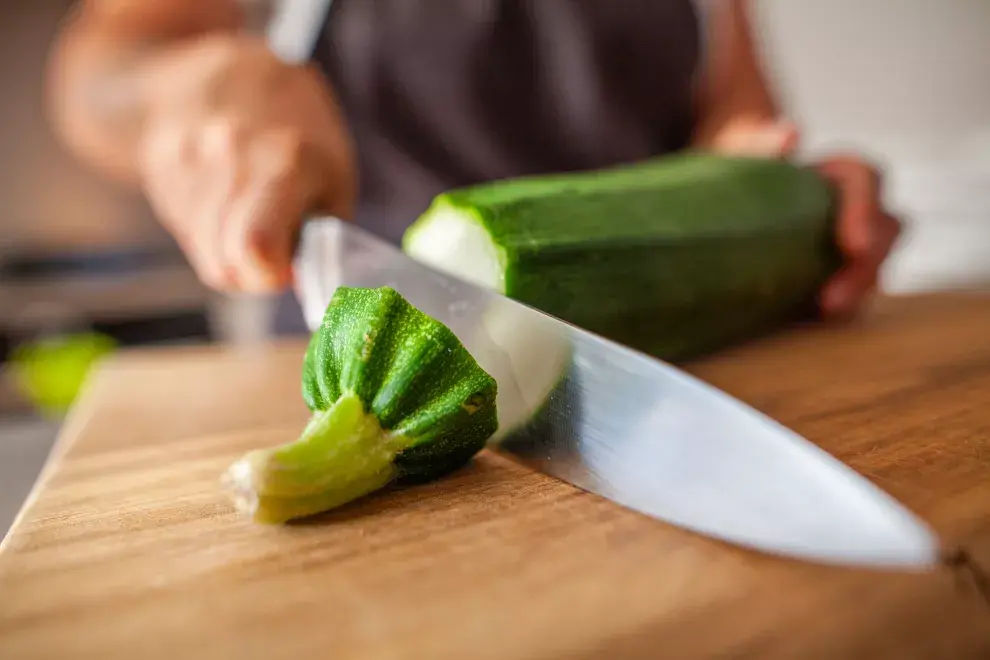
293, 216, 941, 570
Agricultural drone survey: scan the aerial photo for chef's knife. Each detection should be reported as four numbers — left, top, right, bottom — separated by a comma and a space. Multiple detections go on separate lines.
293, 216, 941, 571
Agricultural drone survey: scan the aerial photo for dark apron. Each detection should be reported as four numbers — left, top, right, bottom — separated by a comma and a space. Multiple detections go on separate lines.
276, 0, 702, 334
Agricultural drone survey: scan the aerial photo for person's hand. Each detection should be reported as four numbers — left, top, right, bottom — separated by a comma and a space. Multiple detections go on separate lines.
136, 34, 356, 293
703, 117, 901, 319
812, 155, 902, 319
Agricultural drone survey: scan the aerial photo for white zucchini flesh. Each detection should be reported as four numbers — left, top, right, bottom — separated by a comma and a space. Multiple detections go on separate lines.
402, 205, 506, 293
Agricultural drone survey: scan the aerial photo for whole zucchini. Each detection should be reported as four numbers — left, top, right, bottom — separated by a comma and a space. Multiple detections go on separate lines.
403, 152, 842, 361
222, 286, 498, 524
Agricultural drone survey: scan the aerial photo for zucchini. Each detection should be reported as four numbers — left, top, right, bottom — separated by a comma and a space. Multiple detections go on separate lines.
222, 286, 498, 524
403, 152, 841, 361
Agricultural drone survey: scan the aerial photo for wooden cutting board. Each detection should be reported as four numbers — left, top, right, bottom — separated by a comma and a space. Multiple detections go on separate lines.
2, 292, 990, 659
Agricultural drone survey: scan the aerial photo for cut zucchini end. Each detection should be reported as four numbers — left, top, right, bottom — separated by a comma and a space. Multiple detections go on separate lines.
403, 199, 506, 293
221, 392, 403, 524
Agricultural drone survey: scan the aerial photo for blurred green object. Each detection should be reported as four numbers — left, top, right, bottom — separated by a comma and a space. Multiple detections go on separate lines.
9, 332, 117, 415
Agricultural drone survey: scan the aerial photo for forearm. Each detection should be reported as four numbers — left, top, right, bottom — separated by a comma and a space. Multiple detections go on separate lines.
45, 0, 252, 183
691, 0, 782, 147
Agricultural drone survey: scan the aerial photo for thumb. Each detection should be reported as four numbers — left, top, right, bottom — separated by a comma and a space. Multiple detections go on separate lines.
711, 118, 801, 159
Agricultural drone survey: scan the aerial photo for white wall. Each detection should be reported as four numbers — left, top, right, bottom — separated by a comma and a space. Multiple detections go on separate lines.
754, 0, 990, 293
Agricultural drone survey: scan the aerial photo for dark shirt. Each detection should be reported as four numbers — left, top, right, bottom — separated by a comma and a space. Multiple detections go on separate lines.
311, 0, 702, 244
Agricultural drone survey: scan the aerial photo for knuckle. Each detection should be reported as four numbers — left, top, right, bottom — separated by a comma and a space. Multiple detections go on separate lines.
206, 117, 245, 148
273, 128, 306, 165
199, 118, 248, 165
145, 122, 195, 165
254, 129, 307, 180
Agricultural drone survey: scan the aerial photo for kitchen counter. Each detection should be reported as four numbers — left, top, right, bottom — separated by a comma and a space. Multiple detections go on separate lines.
1, 292, 990, 659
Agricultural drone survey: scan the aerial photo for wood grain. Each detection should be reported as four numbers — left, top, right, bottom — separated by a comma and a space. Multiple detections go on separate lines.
2, 293, 990, 659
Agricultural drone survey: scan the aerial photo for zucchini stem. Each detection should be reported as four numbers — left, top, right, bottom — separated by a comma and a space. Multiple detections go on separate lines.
221, 393, 403, 524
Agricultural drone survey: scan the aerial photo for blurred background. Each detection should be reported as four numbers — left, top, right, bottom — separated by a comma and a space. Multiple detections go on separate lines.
1, 0, 988, 534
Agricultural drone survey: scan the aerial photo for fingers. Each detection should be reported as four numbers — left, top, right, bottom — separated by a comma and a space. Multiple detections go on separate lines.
138, 117, 228, 289
223, 178, 300, 293
222, 131, 308, 293
820, 210, 901, 317
815, 156, 902, 318
710, 118, 801, 159
817, 156, 882, 256
138, 116, 311, 294
195, 119, 247, 290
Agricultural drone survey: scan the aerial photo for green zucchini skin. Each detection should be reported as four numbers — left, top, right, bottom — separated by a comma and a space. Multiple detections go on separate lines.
404, 153, 842, 362
303, 286, 499, 466
224, 286, 498, 523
